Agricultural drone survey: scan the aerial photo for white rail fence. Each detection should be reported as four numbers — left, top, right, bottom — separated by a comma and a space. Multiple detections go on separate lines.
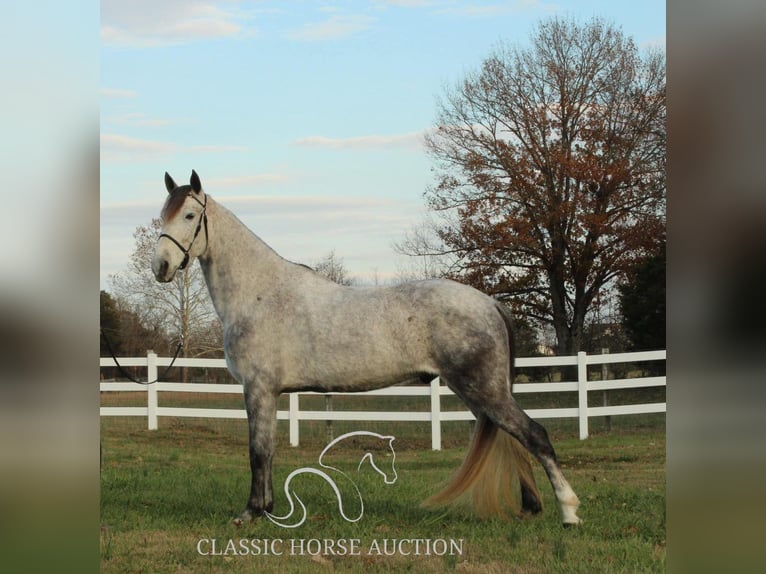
100, 350, 665, 448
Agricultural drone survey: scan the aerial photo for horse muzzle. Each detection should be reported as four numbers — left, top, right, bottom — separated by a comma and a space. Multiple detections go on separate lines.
152, 256, 176, 283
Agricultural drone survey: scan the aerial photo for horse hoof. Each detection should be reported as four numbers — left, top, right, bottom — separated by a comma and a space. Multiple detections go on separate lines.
562, 517, 583, 528
521, 501, 543, 515
233, 509, 254, 527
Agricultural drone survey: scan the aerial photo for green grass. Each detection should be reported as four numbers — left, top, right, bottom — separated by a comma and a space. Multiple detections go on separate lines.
100, 415, 665, 573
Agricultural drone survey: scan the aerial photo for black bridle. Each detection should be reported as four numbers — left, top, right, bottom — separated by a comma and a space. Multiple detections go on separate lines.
159, 192, 208, 270
99, 192, 208, 384
99, 193, 208, 385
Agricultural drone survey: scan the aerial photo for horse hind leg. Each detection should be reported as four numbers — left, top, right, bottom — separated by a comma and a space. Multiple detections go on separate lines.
488, 399, 582, 526
521, 480, 543, 515
492, 423, 545, 516
486, 303, 580, 525
509, 435, 543, 516
448, 375, 580, 525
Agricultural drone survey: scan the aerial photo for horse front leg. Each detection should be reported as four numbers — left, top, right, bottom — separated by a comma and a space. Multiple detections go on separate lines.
233, 387, 278, 526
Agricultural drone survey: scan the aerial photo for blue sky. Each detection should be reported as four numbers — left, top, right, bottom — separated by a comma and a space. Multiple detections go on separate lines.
100, 0, 665, 288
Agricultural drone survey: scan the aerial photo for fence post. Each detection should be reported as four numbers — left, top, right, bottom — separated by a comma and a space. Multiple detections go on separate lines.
147, 351, 158, 431
601, 348, 611, 432
289, 393, 300, 447
325, 395, 334, 443
430, 378, 442, 450
577, 351, 588, 440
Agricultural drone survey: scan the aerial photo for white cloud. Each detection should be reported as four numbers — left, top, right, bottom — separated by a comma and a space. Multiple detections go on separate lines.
106, 112, 173, 127
292, 131, 428, 151
101, 0, 252, 47
100, 199, 160, 225
216, 194, 392, 211
99, 194, 409, 232
101, 133, 249, 162
206, 173, 291, 188
286, 15, 375, 42
190, 144, 249, 153
435, 0, 549, 18
374, 0, 440, 7
101, 133, 177, 162
99, 191, 420, 287
100, 87, 138, 98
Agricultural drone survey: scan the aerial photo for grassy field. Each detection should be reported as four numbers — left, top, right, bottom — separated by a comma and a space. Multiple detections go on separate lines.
100, 412, 665, 573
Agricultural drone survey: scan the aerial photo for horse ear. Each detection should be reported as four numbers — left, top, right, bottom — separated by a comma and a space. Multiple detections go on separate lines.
190, 170, 202, 194
164, 172, 177, 193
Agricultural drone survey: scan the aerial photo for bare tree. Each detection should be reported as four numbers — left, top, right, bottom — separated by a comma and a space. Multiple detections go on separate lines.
393, 215, 454, 282
406, 17, 665, 355
312, 250, 355, 286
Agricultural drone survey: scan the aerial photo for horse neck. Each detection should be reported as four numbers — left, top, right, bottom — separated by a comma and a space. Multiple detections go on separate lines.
198, 197, 289, 324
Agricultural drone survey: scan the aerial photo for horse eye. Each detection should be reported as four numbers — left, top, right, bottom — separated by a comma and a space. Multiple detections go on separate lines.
185, 213, 195, 220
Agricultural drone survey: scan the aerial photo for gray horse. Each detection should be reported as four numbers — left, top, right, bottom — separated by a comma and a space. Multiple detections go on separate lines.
151, 171, 581, 526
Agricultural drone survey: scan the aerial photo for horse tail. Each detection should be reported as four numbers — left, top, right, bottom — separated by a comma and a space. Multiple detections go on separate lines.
422, 303, 541, 519
423, 415, 539, 518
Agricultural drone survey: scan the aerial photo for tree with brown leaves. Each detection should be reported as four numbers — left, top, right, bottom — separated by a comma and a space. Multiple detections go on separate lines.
415, 17, 665, 355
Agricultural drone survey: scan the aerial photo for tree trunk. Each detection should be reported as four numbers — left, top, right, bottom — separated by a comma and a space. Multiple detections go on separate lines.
548, 250, 572, 356
179, 271, 189, 383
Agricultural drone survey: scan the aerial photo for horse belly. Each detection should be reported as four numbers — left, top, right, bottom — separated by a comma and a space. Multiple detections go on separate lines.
283, 321, 435, 393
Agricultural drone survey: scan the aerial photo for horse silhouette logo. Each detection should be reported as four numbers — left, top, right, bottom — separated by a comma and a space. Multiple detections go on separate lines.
265, 431, 397, 528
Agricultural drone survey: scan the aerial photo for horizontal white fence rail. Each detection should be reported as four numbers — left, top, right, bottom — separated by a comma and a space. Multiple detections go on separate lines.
100, 350, 665, 447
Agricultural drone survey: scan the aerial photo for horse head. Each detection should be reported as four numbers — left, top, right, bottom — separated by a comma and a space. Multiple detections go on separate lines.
357, 435, 398, 485
318, 431, 398, 486
152, 170, 208, 283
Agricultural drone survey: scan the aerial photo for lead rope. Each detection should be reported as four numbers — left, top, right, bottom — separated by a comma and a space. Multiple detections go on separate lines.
100, 328, 184, 385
